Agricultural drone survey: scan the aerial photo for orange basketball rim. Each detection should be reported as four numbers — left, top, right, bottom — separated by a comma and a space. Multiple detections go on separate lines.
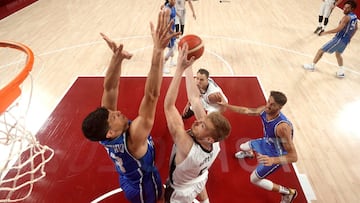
0, 41, 34, 114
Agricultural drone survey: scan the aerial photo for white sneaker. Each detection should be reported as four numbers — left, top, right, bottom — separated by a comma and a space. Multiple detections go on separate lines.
235, 151, 254, 159
336, 69, 345, 78
303, 64, 315, 71
163, 67, 170, 74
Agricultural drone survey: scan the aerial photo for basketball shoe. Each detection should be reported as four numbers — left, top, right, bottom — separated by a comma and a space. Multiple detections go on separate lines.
303, 63, 315, 71
336, 69, 345, 78
314, 26, 322, 34
182, 108, 194, 119
235, 150, 254, 159
280, 188, 298, 203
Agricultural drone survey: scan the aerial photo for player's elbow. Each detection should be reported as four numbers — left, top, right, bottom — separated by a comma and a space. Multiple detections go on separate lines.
292, 153, 298, 163
288, 151, 298, 163
146, 90, 160, 102
164, 98, 174, 113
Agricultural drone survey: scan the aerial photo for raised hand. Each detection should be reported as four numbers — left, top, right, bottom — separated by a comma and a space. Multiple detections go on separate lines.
150, 10, 181, 50
177, 43, 195, 71
100, 33, 133, 61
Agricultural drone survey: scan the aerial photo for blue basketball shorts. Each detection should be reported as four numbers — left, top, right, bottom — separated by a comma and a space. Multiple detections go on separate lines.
321, 37, 348, 54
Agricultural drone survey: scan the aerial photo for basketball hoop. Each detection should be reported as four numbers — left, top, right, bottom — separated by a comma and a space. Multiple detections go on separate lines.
0, 41, 54, 202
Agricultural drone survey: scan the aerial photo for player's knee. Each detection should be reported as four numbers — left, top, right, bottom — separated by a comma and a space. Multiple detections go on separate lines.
250, 171, 260, 184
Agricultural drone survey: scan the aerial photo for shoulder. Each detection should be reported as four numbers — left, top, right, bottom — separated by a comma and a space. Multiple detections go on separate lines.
175, 131, 194, 152
343, 14, 351, 22
276, 122, 292, 137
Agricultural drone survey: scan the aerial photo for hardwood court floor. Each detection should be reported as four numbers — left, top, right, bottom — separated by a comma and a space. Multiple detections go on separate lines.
0, 0, 360, 202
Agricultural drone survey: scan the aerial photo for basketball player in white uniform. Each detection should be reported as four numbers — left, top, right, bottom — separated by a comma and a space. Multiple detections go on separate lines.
182, 68, 228, 119
164, 44, 231, 203
175, 0, 196, 35
314, 0, 344, 35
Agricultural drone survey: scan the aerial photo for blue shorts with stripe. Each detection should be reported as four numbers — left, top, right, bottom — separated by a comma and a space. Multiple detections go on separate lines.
321, 37, 348, 54
250, 138, 282, 178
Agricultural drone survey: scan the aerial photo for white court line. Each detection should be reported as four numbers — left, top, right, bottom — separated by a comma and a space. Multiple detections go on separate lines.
38, 35, 151, 57
39, 34, 360, 76
90, 188, 123, 203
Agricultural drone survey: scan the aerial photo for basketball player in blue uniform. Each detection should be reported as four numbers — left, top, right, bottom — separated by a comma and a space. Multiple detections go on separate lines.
81, 10, 180, 203
163, 0, 177, 74
304, 0, 357, 78
164, 44, 231, 203
218, 91, 298, 203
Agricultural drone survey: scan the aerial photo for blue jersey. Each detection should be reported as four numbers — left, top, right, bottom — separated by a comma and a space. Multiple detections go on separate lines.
250, 111, 294, 178
335, 12, 358, 44
166, 3, 176, 48
100, 121, 162, 203
258, 111, 293, 156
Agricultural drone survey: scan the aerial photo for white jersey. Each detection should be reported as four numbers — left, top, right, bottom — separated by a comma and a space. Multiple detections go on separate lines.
175, 0, 186, 11
200, 77, 228, 113
166, 141, 220, 202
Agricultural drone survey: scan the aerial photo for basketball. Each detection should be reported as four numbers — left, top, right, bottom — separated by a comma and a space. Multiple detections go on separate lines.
208, 93, 222, 104
178, 34, 204, 60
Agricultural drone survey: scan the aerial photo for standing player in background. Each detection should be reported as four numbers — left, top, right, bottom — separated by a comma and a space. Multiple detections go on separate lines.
81, 10, 180, 203
182, 68, 228, 119
163, 0, 177, 74
314, 0, 344, 35
304, 0, 357, 78
164, 44, 231, 203
175, 0, 197, 36
218, 91, 298, 203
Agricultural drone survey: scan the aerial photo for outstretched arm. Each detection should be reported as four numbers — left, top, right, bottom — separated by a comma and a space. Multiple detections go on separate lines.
100, 33, 133, 111
187, 0, 196, 20
164, 43, 195, 161
320, 15, 350, 35
129, 10, 180, 157
218, 101, 265, 116
184, 68, 205, 120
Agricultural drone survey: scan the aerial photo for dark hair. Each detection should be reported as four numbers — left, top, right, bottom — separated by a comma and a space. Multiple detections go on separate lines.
345, 0, 357, 9
197, 68, 209, 78
270, 91, 287, 106
207, 112, 231, 142
82, 107, 109, 141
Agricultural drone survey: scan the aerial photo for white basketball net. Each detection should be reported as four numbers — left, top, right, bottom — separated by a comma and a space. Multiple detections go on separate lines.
0, 107, 54, 202
0, 44, 54, 202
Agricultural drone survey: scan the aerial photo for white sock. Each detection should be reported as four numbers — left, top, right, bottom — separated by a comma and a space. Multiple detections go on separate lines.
250, 172, 273, 191
279, 186, 290, 195
200, 199, 210, 203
